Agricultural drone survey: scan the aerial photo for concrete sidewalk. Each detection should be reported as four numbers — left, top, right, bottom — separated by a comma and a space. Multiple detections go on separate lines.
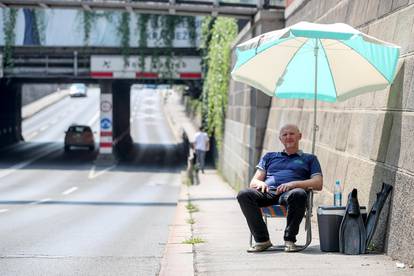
160, 91, 413, 275
22, 89, 69, 120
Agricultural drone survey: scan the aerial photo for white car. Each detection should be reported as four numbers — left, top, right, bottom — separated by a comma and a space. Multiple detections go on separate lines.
69, 83, 87, 97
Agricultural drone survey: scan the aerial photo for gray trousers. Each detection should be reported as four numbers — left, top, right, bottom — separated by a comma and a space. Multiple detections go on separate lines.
195, 149, 206, 171
237, 188, 307, 243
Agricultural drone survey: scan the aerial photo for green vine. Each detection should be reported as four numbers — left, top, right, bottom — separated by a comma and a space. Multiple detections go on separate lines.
2, 8, 18, 68
201, 17, 238, 150
117, 12, 131, 65
160, 15, 181, 79
137, 13, 151, 70
183, 16, 197, 47
34, 9, 46, 44
83, 11, 94, 46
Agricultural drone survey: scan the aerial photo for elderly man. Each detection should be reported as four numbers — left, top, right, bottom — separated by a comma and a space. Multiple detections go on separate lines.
237, 124, 323, 252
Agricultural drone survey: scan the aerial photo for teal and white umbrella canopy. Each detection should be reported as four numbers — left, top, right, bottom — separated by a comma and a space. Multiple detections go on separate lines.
231, 21, 400, 102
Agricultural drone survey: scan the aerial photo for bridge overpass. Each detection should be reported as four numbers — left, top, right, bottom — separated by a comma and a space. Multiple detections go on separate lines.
0, 1, 285, 162
0, 0, 284, 19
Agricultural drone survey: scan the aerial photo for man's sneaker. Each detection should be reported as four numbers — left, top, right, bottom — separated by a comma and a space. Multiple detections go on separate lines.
284, 241, 298, 252
247, 240, 272, 253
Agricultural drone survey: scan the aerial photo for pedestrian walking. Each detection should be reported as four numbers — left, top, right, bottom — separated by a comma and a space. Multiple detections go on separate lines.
193, 126, 209, 174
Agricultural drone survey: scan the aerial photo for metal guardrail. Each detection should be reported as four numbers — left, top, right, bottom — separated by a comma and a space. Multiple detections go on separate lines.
3, 46, 203, 82
0, 0, 284, 19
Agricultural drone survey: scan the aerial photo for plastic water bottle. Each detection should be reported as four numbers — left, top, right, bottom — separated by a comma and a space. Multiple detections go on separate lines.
334, 180, 342, 206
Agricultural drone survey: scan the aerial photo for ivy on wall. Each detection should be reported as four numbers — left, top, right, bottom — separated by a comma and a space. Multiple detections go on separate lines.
137, 13, 150, 70
118, 12, 131, 64
34, 9, 46, 45
82, 11, 94, 45
200, 17, 238, 151
2, 8, 18, 68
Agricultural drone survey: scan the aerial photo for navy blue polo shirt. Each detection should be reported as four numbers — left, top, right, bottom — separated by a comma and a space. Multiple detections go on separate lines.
256, 151, 322, 189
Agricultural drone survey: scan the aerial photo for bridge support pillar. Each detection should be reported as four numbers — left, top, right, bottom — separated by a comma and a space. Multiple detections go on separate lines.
0, 80, 22, 148
112, 80, 133, 160
95, 80, 117, 166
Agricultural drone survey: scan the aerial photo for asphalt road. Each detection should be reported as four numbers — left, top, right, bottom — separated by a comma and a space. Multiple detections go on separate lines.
0, 87, 184, 275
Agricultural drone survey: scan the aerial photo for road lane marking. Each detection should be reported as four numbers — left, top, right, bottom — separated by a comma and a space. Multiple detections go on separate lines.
0, 209, 9, 213
40, 126, 48, 132
25, 131, 39, 140
0, 146, 60, 180
87, 111, 100, 127
88, 164, 116, 180
62, 187, 78, 195
28, 198, 51, 205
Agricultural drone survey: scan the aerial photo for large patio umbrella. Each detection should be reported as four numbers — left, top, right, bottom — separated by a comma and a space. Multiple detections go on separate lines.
231, 21, 400, 153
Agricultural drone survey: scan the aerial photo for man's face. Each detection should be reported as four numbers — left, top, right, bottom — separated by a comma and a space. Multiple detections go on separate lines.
279, 126, 302, 150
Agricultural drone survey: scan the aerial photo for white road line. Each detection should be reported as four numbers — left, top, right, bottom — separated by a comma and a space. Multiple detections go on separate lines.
88, 164, 116, 179
38, 198, 51, 203
62, 187, 78, 195
0, 209, 9, 213
0, 146, 59, 180
87, 111, 100, 127
25, 131, 39, 140
40, 126, 48, 132
28, 198, 51, 205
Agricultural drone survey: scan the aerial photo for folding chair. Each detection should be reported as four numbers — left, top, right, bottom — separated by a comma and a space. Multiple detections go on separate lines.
249, 190, 314, 251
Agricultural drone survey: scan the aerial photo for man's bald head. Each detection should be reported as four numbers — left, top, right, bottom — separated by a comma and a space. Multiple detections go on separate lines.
279, 124, 301, 137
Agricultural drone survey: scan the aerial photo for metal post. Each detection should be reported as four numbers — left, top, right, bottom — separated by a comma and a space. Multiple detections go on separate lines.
74, 51, 78, 76
312, 39, 319, 154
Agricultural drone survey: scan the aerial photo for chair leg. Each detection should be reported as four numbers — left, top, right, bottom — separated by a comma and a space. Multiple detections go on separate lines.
295, 190, 313, 251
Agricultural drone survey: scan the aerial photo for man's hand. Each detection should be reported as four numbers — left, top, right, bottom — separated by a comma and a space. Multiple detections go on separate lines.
255, 182, 269, 193
275, 182, 294, 195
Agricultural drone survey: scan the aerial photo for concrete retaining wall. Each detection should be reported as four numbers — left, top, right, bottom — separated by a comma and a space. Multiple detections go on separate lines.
222, 0, 414, 265
22, 84, 64, 106
282, 0, 414, 265
221, 11, 283, 191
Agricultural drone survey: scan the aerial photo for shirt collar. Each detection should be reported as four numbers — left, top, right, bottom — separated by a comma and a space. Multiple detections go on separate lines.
281, 149, 303, 156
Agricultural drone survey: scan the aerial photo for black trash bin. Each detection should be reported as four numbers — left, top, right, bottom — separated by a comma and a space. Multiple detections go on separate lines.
317, 205, 367, 252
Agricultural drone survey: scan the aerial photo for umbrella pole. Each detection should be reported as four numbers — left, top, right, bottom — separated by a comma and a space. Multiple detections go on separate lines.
312, 39, 319, 154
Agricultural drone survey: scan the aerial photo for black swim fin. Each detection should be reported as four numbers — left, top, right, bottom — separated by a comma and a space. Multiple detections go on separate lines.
365, 183, 393, 249
339, 189, 366, 254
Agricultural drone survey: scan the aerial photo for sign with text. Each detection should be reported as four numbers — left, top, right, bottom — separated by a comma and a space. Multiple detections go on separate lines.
100, 93, 113, 154
90, 55, 202, 79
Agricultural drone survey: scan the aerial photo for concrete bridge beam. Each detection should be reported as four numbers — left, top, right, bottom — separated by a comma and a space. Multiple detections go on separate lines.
0, 80, 22, 147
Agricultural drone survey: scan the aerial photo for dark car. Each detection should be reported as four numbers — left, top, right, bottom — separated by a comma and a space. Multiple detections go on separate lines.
64, 125, 95, 151
69, 83, 87, 97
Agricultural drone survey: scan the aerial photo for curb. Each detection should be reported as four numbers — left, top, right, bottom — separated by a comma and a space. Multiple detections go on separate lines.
22, 89, 69, 120
159, 173, 194, 276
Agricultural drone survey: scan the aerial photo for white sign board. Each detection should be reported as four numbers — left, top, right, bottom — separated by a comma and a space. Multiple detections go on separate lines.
100, 93, 113, 154
90, 55, 201, 79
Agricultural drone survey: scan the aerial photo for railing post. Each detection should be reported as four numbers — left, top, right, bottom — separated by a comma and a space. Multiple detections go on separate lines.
74, 51, 78, 76
45, 55, 49, 75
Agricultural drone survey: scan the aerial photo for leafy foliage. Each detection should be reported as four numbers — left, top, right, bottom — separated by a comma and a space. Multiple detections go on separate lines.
2, 8, 17, 68
118, 12, 131, 64
201, 17, 238, 150
83, 11, 93, 45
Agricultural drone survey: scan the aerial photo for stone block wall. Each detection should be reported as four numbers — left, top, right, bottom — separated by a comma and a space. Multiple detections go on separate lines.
220, 11, 284, 191
275, 0, 414, 265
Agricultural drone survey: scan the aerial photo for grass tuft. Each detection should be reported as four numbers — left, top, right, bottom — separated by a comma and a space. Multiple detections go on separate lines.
182, 237, 205, 244
186, 202, 199, 213
186, 218, 195, 224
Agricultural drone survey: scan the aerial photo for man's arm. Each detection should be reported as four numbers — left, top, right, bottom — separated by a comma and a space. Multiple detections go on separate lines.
275, 174, 323, 194
205, 137, 210, 151
250, 169, 268, 193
